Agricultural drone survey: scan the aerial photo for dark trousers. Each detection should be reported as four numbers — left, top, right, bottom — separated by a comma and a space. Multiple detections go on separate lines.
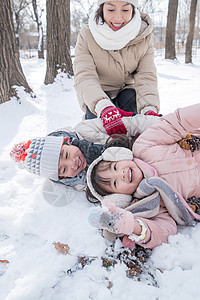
85, 88, 137, 120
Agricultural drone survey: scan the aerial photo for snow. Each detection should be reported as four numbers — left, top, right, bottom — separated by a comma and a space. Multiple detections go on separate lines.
1, 50, 200, 299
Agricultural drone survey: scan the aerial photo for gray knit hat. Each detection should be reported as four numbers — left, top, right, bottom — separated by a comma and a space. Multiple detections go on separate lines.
87, 147, 133, 208
10, 136, 64, 181
98, 0, 139, 7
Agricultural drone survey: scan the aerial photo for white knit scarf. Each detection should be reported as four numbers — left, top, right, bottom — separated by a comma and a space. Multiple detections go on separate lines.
88, 8, 142, 50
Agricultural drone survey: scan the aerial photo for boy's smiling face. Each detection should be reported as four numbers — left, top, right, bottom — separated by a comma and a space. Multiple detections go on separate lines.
96, 160, 143, 195
58, 139, 87, 178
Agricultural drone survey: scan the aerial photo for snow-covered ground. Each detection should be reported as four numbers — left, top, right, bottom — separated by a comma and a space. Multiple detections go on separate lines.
0, 50, 200, 300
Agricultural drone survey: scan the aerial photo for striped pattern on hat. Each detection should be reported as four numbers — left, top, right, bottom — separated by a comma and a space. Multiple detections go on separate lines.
10, 136, 64, 181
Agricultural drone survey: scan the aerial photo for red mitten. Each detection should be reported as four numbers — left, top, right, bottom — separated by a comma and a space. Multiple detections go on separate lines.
145, 110, 162, 117
101, 106, 127, 135
117, 108, 135, 117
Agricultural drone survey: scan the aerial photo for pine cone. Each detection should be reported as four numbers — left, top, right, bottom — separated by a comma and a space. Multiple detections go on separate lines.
178, 134, 200, 152
186, 197, 200, 214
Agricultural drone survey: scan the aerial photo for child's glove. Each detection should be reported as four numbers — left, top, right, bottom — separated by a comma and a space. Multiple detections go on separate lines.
145, 110, 162, 117
101, 106, 131, 135
122, 235, 136, 250
88, 199, 135, 235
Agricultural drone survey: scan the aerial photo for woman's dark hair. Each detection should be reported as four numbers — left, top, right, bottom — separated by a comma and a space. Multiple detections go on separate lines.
86, 134, 134, 204
94, 4, 104, 24
94, 4, 135, 25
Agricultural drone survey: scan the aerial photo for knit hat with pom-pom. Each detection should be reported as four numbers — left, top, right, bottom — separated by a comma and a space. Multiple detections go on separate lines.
10, 136, 64, 181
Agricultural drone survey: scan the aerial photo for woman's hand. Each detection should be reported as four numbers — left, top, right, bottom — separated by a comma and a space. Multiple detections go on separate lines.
101, 106, 134, 135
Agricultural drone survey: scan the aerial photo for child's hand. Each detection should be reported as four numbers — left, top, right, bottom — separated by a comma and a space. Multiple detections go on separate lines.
88, 199, 134, 235
122, 235, 136, 250
102, 198, 116, 212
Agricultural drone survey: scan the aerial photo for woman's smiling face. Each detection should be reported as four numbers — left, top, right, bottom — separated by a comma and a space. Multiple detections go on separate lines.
103, 1, 133, 31
96, 159, 143, 194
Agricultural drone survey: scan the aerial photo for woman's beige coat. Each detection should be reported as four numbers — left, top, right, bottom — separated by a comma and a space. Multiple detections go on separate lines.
73, 12, 160, 116
61, 114, 157, 145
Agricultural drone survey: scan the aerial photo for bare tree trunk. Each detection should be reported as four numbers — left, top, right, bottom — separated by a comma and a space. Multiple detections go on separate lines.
0, 0, 32, 104
44, 0, 73, 85
185, 0, 198, 63
165, 0, 179, 59
32, 0, 44, 59
12, 0, 32, 53
13, 10, 20, 52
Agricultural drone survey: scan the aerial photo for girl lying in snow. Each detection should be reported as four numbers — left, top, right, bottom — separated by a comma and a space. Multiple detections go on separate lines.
86, 103, 200, 250
9, 114, 157, 191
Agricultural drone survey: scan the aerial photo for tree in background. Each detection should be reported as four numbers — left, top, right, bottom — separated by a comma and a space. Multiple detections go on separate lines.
31, 0, 44, 59
71, 0, 95, 46
176, 0, 191, 51
73, 0, 95, 19
0, 0, 32, 104
12, 0, 32, 52
165, 0, 179, 59
185, 0, 198, 63
44, 0, 73, 85
139, 0, 155, 13
194, 1, 200, 53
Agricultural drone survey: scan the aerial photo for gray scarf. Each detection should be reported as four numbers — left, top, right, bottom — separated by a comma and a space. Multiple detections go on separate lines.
125, 158, 200, 226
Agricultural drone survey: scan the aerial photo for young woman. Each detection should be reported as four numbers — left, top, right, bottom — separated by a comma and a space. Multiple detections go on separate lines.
86, 103, 200, 249
74, 0, 160, 136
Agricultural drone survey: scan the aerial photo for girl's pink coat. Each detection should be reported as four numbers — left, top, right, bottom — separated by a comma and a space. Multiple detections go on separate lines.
133, 104, 200, 248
